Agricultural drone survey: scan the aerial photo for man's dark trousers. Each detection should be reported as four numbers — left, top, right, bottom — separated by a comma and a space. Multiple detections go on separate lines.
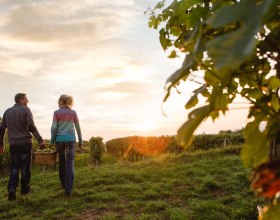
8, 143, 32, 194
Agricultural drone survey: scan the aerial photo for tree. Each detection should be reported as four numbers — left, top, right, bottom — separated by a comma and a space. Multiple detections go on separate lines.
89, 136, 105, 166
147, 0, 279, 218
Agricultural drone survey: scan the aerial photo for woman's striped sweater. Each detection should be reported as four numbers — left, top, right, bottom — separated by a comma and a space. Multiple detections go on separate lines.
50, 106, 82, 145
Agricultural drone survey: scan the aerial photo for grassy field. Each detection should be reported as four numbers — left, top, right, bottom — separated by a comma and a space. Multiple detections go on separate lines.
0, 146, 260, 220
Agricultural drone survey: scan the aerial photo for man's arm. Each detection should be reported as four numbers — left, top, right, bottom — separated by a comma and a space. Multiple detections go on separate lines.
28, 124, 45, 145
26, 108, 45, 147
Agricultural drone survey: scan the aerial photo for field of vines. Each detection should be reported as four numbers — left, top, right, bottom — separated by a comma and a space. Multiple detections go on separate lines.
105, 129, 244, 161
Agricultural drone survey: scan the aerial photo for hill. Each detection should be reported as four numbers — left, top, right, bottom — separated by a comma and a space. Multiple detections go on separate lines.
0, 146, 259, 220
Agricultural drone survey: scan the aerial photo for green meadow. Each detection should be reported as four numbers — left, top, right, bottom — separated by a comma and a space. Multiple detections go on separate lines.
0, 146, 259, 220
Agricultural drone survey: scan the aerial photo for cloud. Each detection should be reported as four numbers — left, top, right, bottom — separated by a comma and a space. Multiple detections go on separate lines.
0, 0, 141, 50
0, 54, 42, 76
100, 81, 152, 94
0, 0, 148, 78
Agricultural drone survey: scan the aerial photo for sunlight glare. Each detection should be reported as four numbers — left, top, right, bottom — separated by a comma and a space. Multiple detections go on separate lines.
132, 120, 158, 132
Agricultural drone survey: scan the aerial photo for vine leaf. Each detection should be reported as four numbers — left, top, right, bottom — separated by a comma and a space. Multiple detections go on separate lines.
185, 85, 207, 109
176, 105, 212, 147
164, 54, 194, 102
168, 50, 177, 58
206, 0, 274, 70
271, 94, 280, 112
241, 120, 269, 167
268, 76, 280, 91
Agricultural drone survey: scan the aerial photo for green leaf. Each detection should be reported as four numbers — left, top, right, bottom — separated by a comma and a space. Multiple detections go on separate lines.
241, 120, 269, 167
185, 95, 198, 109
204, 71, 221, 85
270, 94, 280, 112
164, 54, 194, 102
168, 50, 177, 58
159, 29, 172, 50
207, 27, 257, 70
201, 87, 210, 97
268, 75, 280, 91
207, 0, 252, 28
154, 1, 165, 10
180, 5, 208, 29
241, 88, 263, 100
215, 94, 228, 111
175, 0, 203, 17
176, 105, 212, 147
185, 85, 207, 109
209, 87, 228, 111
163, 69, 189, 102
148, 16, 159, 29
209, 110, 219, 121
170, 26, 181, 36
206, 0, 274, 70
263, 204, 280, 220
266, 114, 280, 138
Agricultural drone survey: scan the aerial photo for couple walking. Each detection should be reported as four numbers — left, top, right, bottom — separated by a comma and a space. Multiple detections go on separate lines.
0, 93, 82, 200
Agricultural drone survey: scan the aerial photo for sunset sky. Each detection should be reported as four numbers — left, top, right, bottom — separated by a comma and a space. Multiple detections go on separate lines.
0, 0, 248, 142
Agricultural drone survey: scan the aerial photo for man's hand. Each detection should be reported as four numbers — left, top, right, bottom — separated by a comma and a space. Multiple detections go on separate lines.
0, 145, 5, 154
38, 139, 45, 149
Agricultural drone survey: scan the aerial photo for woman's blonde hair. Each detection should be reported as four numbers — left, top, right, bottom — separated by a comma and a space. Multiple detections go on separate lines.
58, 94, 73, 108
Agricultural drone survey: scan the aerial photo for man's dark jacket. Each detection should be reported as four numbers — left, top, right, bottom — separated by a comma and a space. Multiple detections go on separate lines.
0, 104, 42, 146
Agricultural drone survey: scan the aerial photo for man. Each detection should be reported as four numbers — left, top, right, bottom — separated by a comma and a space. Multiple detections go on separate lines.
0, 93, 45, 201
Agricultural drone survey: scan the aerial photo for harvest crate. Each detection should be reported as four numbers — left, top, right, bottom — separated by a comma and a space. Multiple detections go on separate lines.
33, 152, 58, 166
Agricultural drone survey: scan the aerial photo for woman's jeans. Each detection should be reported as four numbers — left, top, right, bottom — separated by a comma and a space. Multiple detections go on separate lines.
56, 141, 75, 193
8, 143, 32, 194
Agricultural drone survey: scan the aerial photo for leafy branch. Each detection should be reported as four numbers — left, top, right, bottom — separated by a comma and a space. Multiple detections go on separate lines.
148, 0, 280, 218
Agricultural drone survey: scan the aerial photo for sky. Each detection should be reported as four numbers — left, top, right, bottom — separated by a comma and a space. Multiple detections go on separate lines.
0, 0, 249, 142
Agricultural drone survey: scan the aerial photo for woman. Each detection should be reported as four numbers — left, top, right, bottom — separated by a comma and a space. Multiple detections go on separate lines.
50, 94, 82, 196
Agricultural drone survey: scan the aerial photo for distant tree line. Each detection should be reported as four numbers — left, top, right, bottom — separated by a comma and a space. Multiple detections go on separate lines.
106, 129, 244, 161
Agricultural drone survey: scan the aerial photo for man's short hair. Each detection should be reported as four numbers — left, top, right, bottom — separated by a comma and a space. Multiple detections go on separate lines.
14, 93, 26, 103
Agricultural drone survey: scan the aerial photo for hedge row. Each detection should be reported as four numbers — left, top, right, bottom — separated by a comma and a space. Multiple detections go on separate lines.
105, 129, 244, 161
189, 130, 244, 151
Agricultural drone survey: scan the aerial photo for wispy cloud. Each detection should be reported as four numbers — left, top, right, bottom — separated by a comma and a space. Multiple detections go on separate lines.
0, 0, 140, 48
